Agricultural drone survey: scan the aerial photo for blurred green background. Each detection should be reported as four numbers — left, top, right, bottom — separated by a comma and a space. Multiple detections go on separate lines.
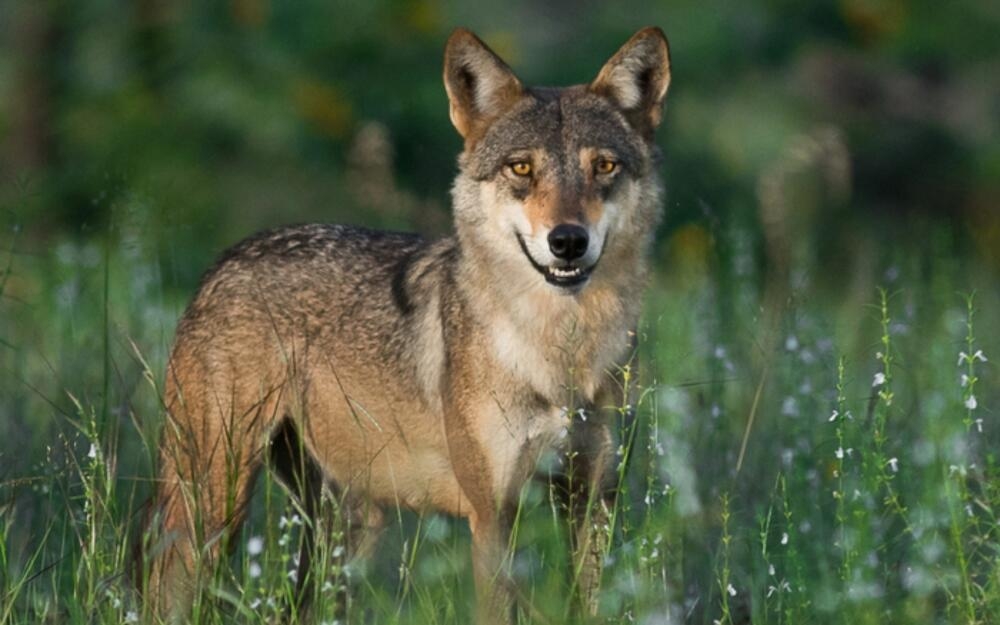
2, 2, 1000, 623
2, 0, 999, 282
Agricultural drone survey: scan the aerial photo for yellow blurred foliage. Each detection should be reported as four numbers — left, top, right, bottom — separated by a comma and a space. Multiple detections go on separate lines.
403, 0, 441, 35
292, 80, 354, 139
840, 0, 906, 44
666, 223, 713, 284
230, 0, 269, 28
481, 31, 520, 67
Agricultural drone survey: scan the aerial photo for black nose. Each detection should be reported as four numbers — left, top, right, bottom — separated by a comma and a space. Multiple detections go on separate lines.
547, 224, 589, 261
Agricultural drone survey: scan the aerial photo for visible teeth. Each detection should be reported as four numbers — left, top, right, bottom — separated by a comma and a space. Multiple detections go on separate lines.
549, 267, 582, 278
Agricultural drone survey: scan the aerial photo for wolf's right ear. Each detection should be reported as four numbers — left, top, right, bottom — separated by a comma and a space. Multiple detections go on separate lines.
443, 29, 523, 139
590, 27, 671, 137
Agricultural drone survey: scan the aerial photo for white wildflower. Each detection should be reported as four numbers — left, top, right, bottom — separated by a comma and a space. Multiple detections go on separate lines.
768, 563, 776, 576
105, 589, 121, 609
781, 532, 789, 545
965, 395, 978, 410
975, 418, 984, 433
835, 447, 845, 460
279, 514, 302, 529
785, 335, 799, 352
888, 457, 899, 473
87, 444, 98, 460
781, 449, 794, 466
872, 372, 886, 387
249, 562, 262, 579
124, 611, 139, 624
727, 583, 737, 597
958, 350, 988, 365
828, 410, 839, 423
247, 536, 264, 556
332, 545, 345, 559
961, 374, 970, 387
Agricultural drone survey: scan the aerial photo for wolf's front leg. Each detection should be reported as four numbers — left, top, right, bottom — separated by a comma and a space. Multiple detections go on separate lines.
566, 420, 616, 619
468, 507, 516, 625
443, 398, 518, 623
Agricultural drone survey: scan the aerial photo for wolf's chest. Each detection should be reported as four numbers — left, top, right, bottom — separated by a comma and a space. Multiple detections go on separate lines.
477, 401, 574, 496
488, 310, 627, 404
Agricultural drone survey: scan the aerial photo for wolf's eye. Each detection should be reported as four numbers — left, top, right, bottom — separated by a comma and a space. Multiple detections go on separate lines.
510, 161, 532, 177
595, 159, 618, 175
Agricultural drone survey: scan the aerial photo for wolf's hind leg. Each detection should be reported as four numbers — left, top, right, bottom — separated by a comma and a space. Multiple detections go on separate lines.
269, 418, 336, 620
268, 420, 386, 622
145, 370, 274, 622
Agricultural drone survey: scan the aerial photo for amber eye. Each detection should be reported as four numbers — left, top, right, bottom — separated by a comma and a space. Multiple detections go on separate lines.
595, 159, 618, 175
510, 161, 532, 177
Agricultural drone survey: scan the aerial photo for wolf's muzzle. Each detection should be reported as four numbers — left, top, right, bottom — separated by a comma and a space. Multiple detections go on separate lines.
515, 232, 595, 289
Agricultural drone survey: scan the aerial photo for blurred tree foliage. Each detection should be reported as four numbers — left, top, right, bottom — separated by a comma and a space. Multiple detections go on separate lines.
0, 0, 998, 291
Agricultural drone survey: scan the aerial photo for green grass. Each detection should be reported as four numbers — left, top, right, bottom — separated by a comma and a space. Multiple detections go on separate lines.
1, 213, 998, 624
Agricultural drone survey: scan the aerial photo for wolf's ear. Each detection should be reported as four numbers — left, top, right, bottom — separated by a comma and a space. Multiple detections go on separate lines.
443, 28, 523, 139
590, 27, 671, 136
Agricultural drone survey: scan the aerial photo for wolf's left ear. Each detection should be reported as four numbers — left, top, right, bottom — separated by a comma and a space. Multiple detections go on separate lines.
590, 27, 671, 136
443, 28, 523, 139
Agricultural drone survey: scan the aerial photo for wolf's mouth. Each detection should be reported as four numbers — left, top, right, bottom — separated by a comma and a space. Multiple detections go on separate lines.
515, 233, 596, 288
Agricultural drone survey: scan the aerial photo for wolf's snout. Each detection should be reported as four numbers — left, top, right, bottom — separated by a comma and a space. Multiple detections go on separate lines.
547, 225, 589, 261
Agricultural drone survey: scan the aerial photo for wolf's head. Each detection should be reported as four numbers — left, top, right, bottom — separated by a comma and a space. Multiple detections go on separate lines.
446, 28, 670, 295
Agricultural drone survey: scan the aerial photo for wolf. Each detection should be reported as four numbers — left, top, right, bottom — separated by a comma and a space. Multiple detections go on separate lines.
144, 26, 670, 624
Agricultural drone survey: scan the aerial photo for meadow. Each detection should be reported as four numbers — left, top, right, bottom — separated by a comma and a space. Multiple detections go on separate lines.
2, 1, 998, 623
1, 203, 997, 624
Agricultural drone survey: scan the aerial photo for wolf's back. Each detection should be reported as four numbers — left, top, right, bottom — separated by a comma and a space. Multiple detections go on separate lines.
179, 223, 425, 332
166, 224, 450, 415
